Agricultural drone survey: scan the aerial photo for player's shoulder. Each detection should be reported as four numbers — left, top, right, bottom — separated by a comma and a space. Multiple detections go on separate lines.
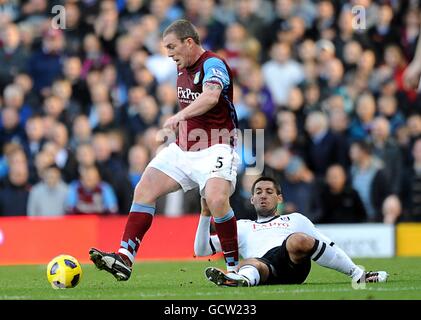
203, 52, 228, 68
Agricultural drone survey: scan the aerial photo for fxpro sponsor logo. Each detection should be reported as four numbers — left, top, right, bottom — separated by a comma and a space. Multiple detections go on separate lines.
177, 87, 200, 104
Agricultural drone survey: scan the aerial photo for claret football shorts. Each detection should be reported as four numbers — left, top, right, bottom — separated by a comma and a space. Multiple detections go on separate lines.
147, 142, 239, 196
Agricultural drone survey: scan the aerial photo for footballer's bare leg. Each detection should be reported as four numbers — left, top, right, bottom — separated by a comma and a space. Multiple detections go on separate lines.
118, 167, 181, 265
286, 233, 316, 264
90, 167, 181, 280
204, 177, 239, 272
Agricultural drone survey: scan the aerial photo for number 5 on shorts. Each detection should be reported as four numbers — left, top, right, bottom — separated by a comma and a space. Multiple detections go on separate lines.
215, 156, 224, 169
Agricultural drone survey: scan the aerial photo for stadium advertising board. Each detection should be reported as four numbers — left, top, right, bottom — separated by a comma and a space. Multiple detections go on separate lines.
316, 224, 395, 258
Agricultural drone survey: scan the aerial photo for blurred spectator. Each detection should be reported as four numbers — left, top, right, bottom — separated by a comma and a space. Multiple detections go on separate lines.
400, 8, 420, 63
0, 23, 29, 91
21, 115, 46, 172
195, 0, 225, 51
217, 23, 251, 76
233, 0, 265, 42
94, 0, 121, 57
400, 138, 421, 220
62, 1, 94, 56
349, 140, 391, 222
333, 7, 370, 63
27, 28, 65, 97
145, 40, 178, 85
370, 116, 403, 194
127, 144, 149, 189
66, 165, 118, 215
69, 115, 92, 151
92, 101, 119, 133
75, 143, 96, 168
0, 0, 19, 28
405, 114, 421, 164
127, 94, 160, 138
307, 0, 335, 41
262, 146, 290, 184
239, 65, 275, 121
3, 83, 33, 127
0, 106, 25, 153
62, 56, 91, 112
377, 94, 405, 135
276, 121, 306, 159
280, 155, 321, 222
0, 151, 31, 216
47, 122, 79, 183
156, 83, 178, 117
119, 0, 150, 32
367, 3, 400, 64
262, 41, 305, 107
319, 164, 367, 223
92, 132, 132, 214
0, 142, 22, 179
349, 92, 377, 141
13, 73, 40, 111
81, 33, 112, 79
304, 111, 349, 179
51, 79, 82, 126
27, 164, 68, 216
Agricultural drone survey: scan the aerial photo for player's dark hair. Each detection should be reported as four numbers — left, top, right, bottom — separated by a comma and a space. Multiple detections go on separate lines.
163, 19, 200, 45
251, 176, 281, 195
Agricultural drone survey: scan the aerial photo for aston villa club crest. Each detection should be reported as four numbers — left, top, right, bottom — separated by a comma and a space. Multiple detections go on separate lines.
193, 71, 201, 84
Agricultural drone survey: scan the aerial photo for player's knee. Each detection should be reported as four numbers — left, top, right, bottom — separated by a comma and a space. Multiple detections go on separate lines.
286, 233, 315, 256
133, 179, 157, 204
205, 194, 229, 213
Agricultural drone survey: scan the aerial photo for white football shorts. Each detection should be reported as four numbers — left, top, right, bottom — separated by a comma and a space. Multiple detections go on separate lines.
147, 143, 240, 196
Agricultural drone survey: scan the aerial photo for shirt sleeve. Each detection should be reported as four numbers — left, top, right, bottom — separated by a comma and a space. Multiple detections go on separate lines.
202, 57, 230, 90
194, 215, 222, 256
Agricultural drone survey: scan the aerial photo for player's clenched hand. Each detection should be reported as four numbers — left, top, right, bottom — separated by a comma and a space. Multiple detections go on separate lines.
163, 112, 185, 131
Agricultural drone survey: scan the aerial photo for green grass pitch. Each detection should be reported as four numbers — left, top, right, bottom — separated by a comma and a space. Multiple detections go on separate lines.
1, 257, 420, 300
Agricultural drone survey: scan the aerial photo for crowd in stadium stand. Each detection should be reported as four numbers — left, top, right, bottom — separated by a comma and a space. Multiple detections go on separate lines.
1, 0, 421, 224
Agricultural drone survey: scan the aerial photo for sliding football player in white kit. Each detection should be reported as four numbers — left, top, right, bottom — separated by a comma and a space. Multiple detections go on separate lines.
194, 177, 388, 287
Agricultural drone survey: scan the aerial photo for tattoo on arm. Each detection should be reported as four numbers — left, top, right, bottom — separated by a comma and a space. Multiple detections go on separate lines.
203, 82, 222, 91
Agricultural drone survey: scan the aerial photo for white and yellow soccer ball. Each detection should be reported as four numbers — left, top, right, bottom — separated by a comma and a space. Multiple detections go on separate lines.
47, 255, 82, 289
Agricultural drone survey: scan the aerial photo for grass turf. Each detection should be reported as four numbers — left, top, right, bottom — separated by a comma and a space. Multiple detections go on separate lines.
0, 257, 420, 300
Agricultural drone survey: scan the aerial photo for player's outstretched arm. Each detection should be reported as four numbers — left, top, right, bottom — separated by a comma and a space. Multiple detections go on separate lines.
163, 82, 222, 131
194, 198, 222, 257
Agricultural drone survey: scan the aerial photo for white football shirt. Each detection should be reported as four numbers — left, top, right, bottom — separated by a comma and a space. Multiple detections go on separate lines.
210, 213, 333, 259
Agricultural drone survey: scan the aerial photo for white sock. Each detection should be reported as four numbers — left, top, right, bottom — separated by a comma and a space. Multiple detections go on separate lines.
311, 240, 364, 280
238, 265, 260, 286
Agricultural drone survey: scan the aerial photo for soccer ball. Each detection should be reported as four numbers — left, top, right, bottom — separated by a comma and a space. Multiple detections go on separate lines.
47, 255, 82, 289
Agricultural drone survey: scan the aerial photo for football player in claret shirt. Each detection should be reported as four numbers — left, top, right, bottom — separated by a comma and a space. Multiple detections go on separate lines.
196, 177, 389, 287
89, 19, 240, 281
